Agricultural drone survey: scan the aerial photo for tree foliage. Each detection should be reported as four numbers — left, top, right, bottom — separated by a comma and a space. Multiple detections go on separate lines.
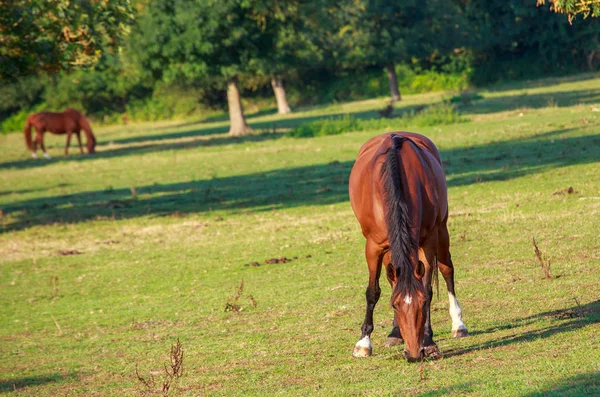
0, 0, 134, 80
537, 0, 600, 22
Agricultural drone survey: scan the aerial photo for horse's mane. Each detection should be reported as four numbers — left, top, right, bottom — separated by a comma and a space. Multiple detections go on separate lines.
380, 135, 421, 301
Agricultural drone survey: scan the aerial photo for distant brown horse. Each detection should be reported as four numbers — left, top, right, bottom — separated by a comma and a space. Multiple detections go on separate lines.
24, 108, 96, 159
349, 132, 468, 362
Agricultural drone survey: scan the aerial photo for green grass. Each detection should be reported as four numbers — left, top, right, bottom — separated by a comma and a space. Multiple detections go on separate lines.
1, 74, 600, 396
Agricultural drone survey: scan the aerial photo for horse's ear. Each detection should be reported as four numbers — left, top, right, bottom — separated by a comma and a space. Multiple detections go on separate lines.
414, 261, 425, 279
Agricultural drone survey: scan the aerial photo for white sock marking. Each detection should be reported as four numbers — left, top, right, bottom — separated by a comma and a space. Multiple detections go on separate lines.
448, 292, 467, 331
31, 153, 38, 159
355, 336, 372, 349
43, 152, 51, 159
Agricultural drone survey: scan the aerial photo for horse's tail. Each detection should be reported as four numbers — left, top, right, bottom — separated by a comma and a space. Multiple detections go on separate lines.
381, 135, 420, 301
24, 116, 34, 151
79, 114, 96, 153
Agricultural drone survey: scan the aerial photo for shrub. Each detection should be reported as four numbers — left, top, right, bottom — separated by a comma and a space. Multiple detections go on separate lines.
0, 104, 46, 134
288, 103, 468, 138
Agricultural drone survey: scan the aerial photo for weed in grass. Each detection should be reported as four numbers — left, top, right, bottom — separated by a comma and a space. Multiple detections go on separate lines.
532, 236, 552, 279
224, 280, 257, 313
49, 276, 59, 300
136, 339, 184, 397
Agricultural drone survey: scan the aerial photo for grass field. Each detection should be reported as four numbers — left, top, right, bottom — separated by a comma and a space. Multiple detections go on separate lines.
1, 74, 599, 396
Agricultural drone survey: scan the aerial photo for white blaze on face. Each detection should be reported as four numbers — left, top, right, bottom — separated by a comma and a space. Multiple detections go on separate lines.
404, 295, 413, 305
448, 292, 467, 331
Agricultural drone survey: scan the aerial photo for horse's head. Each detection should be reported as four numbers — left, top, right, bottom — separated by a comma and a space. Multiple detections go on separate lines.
86, 135, 96, 154
392, 282, 427, 362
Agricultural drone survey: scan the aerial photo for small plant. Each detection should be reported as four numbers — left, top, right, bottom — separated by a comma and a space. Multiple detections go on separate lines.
532, 236, 552, 279
136, 338, 184, 397
50, 276, 60, 300
224, 280, 257, 313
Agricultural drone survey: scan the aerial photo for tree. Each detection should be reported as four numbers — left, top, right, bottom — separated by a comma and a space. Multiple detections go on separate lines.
328, 0, 466, 102
129, 0, 286, 136
255, 2, 323, 114
537, 0, 600, 23
0, 0, 134, 80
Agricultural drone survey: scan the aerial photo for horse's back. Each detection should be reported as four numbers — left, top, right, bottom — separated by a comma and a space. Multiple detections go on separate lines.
349, 132, 448, 243
28, 109, 83, 133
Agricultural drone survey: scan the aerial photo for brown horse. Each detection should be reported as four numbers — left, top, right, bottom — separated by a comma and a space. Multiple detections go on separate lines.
349, 132, 468, 362
24, 108, 96, 159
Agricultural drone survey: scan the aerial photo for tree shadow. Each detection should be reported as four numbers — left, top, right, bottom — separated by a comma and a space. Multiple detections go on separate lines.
442, 129, 600, 187
414, 382, 477, 397
0, 372, 78, 392
2, 127, 599, 232
442, 300, 600, 359
522, 372, 600, 396
2, 159, 353, 232
461, 87, 600, 115
0, 130, 283, 171
484, 73, 600, 93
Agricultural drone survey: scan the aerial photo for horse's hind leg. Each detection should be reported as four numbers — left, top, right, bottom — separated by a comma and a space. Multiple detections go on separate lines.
438, 224, 468, 338
353, 240, 383, 357
35, 131, 51, 159
75, 131, 84, 154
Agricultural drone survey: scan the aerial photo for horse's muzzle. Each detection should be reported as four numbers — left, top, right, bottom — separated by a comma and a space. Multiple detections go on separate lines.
403, 348, 424, 363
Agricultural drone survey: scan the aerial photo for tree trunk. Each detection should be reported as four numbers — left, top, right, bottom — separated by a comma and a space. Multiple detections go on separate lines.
227, 76, 253, 136
271, 77, 291, 114
386, 64, 401, 102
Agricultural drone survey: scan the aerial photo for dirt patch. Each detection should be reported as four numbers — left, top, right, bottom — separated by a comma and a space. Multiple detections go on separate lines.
57, 249, 83, 256
264, 257, 292, 264
553, 186, 577, 195
245, 256, 304, 267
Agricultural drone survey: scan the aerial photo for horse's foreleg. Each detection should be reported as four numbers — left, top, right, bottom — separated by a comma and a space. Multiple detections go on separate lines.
420, 243, 442, 359
383, 251, 403, 347
75, 131, 84, 154
438, 225, 468, 338
353, 240, 383, 358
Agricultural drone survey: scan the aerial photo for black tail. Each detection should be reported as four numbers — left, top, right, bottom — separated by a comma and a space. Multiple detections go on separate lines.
381, 135, 420, 301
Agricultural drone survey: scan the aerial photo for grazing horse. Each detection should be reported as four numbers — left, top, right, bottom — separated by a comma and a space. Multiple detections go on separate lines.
24, 108, 96, 159
349, 132, 468, 362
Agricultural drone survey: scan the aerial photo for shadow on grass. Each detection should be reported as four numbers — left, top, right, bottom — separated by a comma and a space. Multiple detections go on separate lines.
414, 383, 477, 397
2, 159, 353, 232
443, 300, 600, 359
0, 373, 78, 392
462, 87, 600, 115
522, 372, 600, 396
0, 102, 433, 172
2, 128, 599, 232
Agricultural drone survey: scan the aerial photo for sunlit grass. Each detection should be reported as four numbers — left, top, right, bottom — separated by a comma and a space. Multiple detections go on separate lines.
0, 73, 599, 396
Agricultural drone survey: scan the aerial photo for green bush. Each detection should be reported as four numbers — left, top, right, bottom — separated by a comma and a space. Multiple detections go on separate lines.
287, 115, 362, 138
0, 104, 46, 134
288, 103, 468, 138
410, 102, 468, 127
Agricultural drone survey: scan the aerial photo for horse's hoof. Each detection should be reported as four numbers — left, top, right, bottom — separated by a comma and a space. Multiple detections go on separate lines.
31, 153, 38, 159
352, 346, 372, 357
43, 153, 51, 159
424, 344, 442, 360
384, 337, 403, 347
353, 336, 372, 357
452, 328, 469, 338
